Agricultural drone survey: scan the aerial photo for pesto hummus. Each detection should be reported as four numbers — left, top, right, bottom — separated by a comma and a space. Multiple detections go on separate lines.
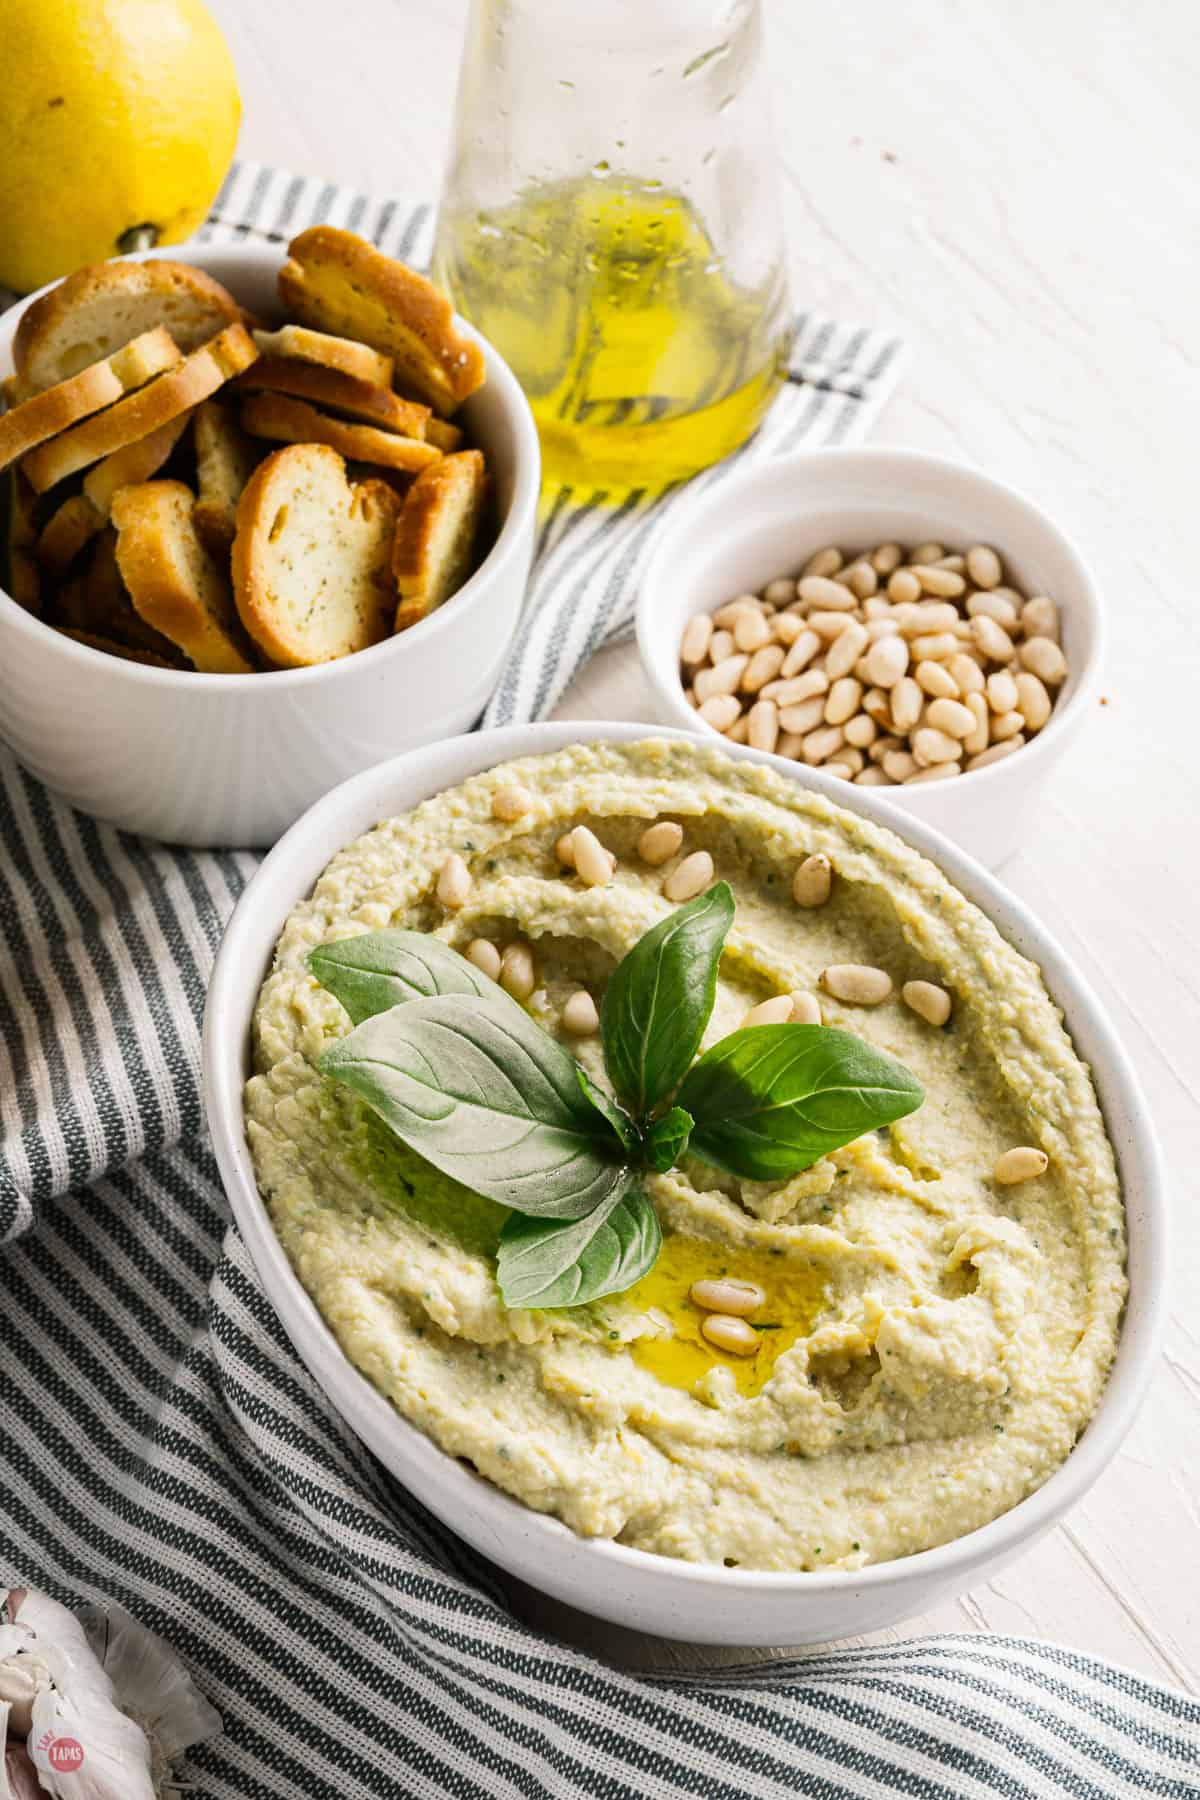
244, 739, 1126, 1571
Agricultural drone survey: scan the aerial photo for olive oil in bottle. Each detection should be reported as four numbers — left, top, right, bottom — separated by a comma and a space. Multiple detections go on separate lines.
435, 174, 792, 493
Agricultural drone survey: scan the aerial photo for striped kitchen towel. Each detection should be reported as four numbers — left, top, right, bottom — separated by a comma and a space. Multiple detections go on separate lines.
0, 163, 1196, 1799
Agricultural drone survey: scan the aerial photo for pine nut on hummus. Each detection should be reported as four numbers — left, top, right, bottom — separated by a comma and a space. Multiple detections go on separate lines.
244, 739, 1126, 1572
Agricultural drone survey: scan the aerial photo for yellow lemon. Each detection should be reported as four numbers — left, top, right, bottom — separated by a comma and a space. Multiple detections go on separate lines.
0, 0, 240, 293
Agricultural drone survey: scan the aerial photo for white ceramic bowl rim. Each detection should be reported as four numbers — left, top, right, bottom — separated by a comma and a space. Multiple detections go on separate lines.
0, 244, 541, 692
636, 446, 1107, 797
204, 720, 1165, 1602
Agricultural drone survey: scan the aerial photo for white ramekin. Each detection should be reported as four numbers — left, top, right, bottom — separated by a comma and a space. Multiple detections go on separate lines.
0, 244, 540, 847
202, 720, 1165, 1647
636, 449, 1104, 868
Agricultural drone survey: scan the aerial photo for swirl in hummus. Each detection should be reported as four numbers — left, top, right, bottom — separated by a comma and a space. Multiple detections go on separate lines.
244, 739, 1126, 1571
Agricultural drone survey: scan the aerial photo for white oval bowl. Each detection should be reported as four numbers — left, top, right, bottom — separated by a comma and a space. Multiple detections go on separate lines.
636, 449, 1104, 869
0, 243, 540, 847
203, 720, 1164, 1646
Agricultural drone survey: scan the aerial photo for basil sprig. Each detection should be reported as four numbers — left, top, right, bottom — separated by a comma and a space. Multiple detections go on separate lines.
310, 890, 923, 1311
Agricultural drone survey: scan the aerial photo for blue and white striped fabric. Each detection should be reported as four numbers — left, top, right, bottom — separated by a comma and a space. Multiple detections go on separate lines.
0, 163, 1196, 1798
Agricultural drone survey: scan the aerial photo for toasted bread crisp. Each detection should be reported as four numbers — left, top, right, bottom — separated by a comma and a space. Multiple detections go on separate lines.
278, 227, 485, 416
252, 324, 394, 389
84, 527, 184, 662
0, 327, 182, 476
392, 449, 488, 631
193, 400, 259, 556
232, 443, 400, 667
238, 392, 440, 476
14, 259, 243, 394
111, 480, 255, 674
36, 497, 102, 577
234, 359, 431, 437
22, 324, 258, 494
38, 410, 195, 576
6, 467, 43, 613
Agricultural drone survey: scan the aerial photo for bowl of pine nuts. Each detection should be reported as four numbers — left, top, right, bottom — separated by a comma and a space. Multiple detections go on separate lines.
637, 448, 1104, 867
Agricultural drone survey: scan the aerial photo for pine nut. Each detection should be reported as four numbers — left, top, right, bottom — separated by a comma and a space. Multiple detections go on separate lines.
864, 615, 901, 640
863, 688, 894, 727
789, 990, 823, 1023
912, 564, 966, 598
890, 677, 923, 733
776, 731, 805, 759
698, 694, 742, 731
725, 713, 750, 743
1021, 595, 1059, 641
911, 541, 945, 565
990, 709, 1025, 742
780, 628, 822, 676
747, 699, 780, 753
709, 629, 735, 665
742, 995, 794, 1029
798, 575, 857, 611
882, 748, 918, 782
937, 553, 967, 573
571, 825, 613, 887
910, 632, 959, 661
778, 696, 827, 735
948, 652, 985, 695
762, 669, 828, 706
902, 979, 952, 1025
638, 820, 684, 866
837, 747, 865, 775
695, 654, 749, 702
734, 608, 770, 652
966, 736, 1024, 769
772, 610, 807, 646
971, 615, 1016, 662
1019, 636, 1067, 684
742, 643, 786, 693
905, 761, 960, 783
823, 761, 854, 779
555, 830, 576, 867
825, 621, 869, 679
915, 659, 959, 699
825, 677, 864, 726
994, 1145, 1049, 1184
500, 941, 535, 1000
808, 610, 858, 640
663, 850, 714, 903
701, 1314, 759, 1356
843, 712, 878, 748
871, 542, 904, 575
437, 853, 471, 909
925, 697, 975, 739
562, 990, 600, 1036
908, 601, 961, 633
465, 938, 502, 980
691, 1278, 765, 1317
803, 725, 845, 765
802, 546, 843, 579
492, 783, 533, 822
713, 595, 761, 628
792, 852, 832, 907
863, 597, 893, 620
887, 568, 922, 604
764, 577, 797, 605
965, 544, 1002, 589
912, 726, 963, 766
855, 766, 892, 785
822, 963, 893, 1005
864, 632, 910, 688
967, 590, 1019, 628
986, 670, 1019, 714
869, 733, 902, 762
963, 692, 990, 754
681, 614, 713, 666
843, 560, 878, 599
1015, 671, 1051, 731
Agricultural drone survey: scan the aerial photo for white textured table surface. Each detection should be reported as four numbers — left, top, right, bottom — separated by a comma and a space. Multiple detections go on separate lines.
206, 0, 1199, 1683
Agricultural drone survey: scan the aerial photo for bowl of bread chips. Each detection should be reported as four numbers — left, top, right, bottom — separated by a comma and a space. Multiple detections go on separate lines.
0, 230, 540, 846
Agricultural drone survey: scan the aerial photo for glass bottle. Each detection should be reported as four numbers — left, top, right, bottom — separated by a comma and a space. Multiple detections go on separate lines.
433, 0, 793, 494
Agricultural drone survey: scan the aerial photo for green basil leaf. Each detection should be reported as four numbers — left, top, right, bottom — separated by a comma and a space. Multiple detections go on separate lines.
308, 929, 493, 1025
497, 1181, 661, 1309
678, 1023, 923, 1181
599, 881, 735, 1118
320, 992, 628, 1218
644, 1105, 693, 1174
576, 1067, 642, 1159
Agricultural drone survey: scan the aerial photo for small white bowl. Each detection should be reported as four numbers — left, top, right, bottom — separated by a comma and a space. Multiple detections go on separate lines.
636, 449, 1104, 868
0, 244, 540, 847
203, 720, 1165, 1647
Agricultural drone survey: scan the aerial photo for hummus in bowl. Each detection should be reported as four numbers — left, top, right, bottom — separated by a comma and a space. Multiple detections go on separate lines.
242, 736, 1127, 1575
